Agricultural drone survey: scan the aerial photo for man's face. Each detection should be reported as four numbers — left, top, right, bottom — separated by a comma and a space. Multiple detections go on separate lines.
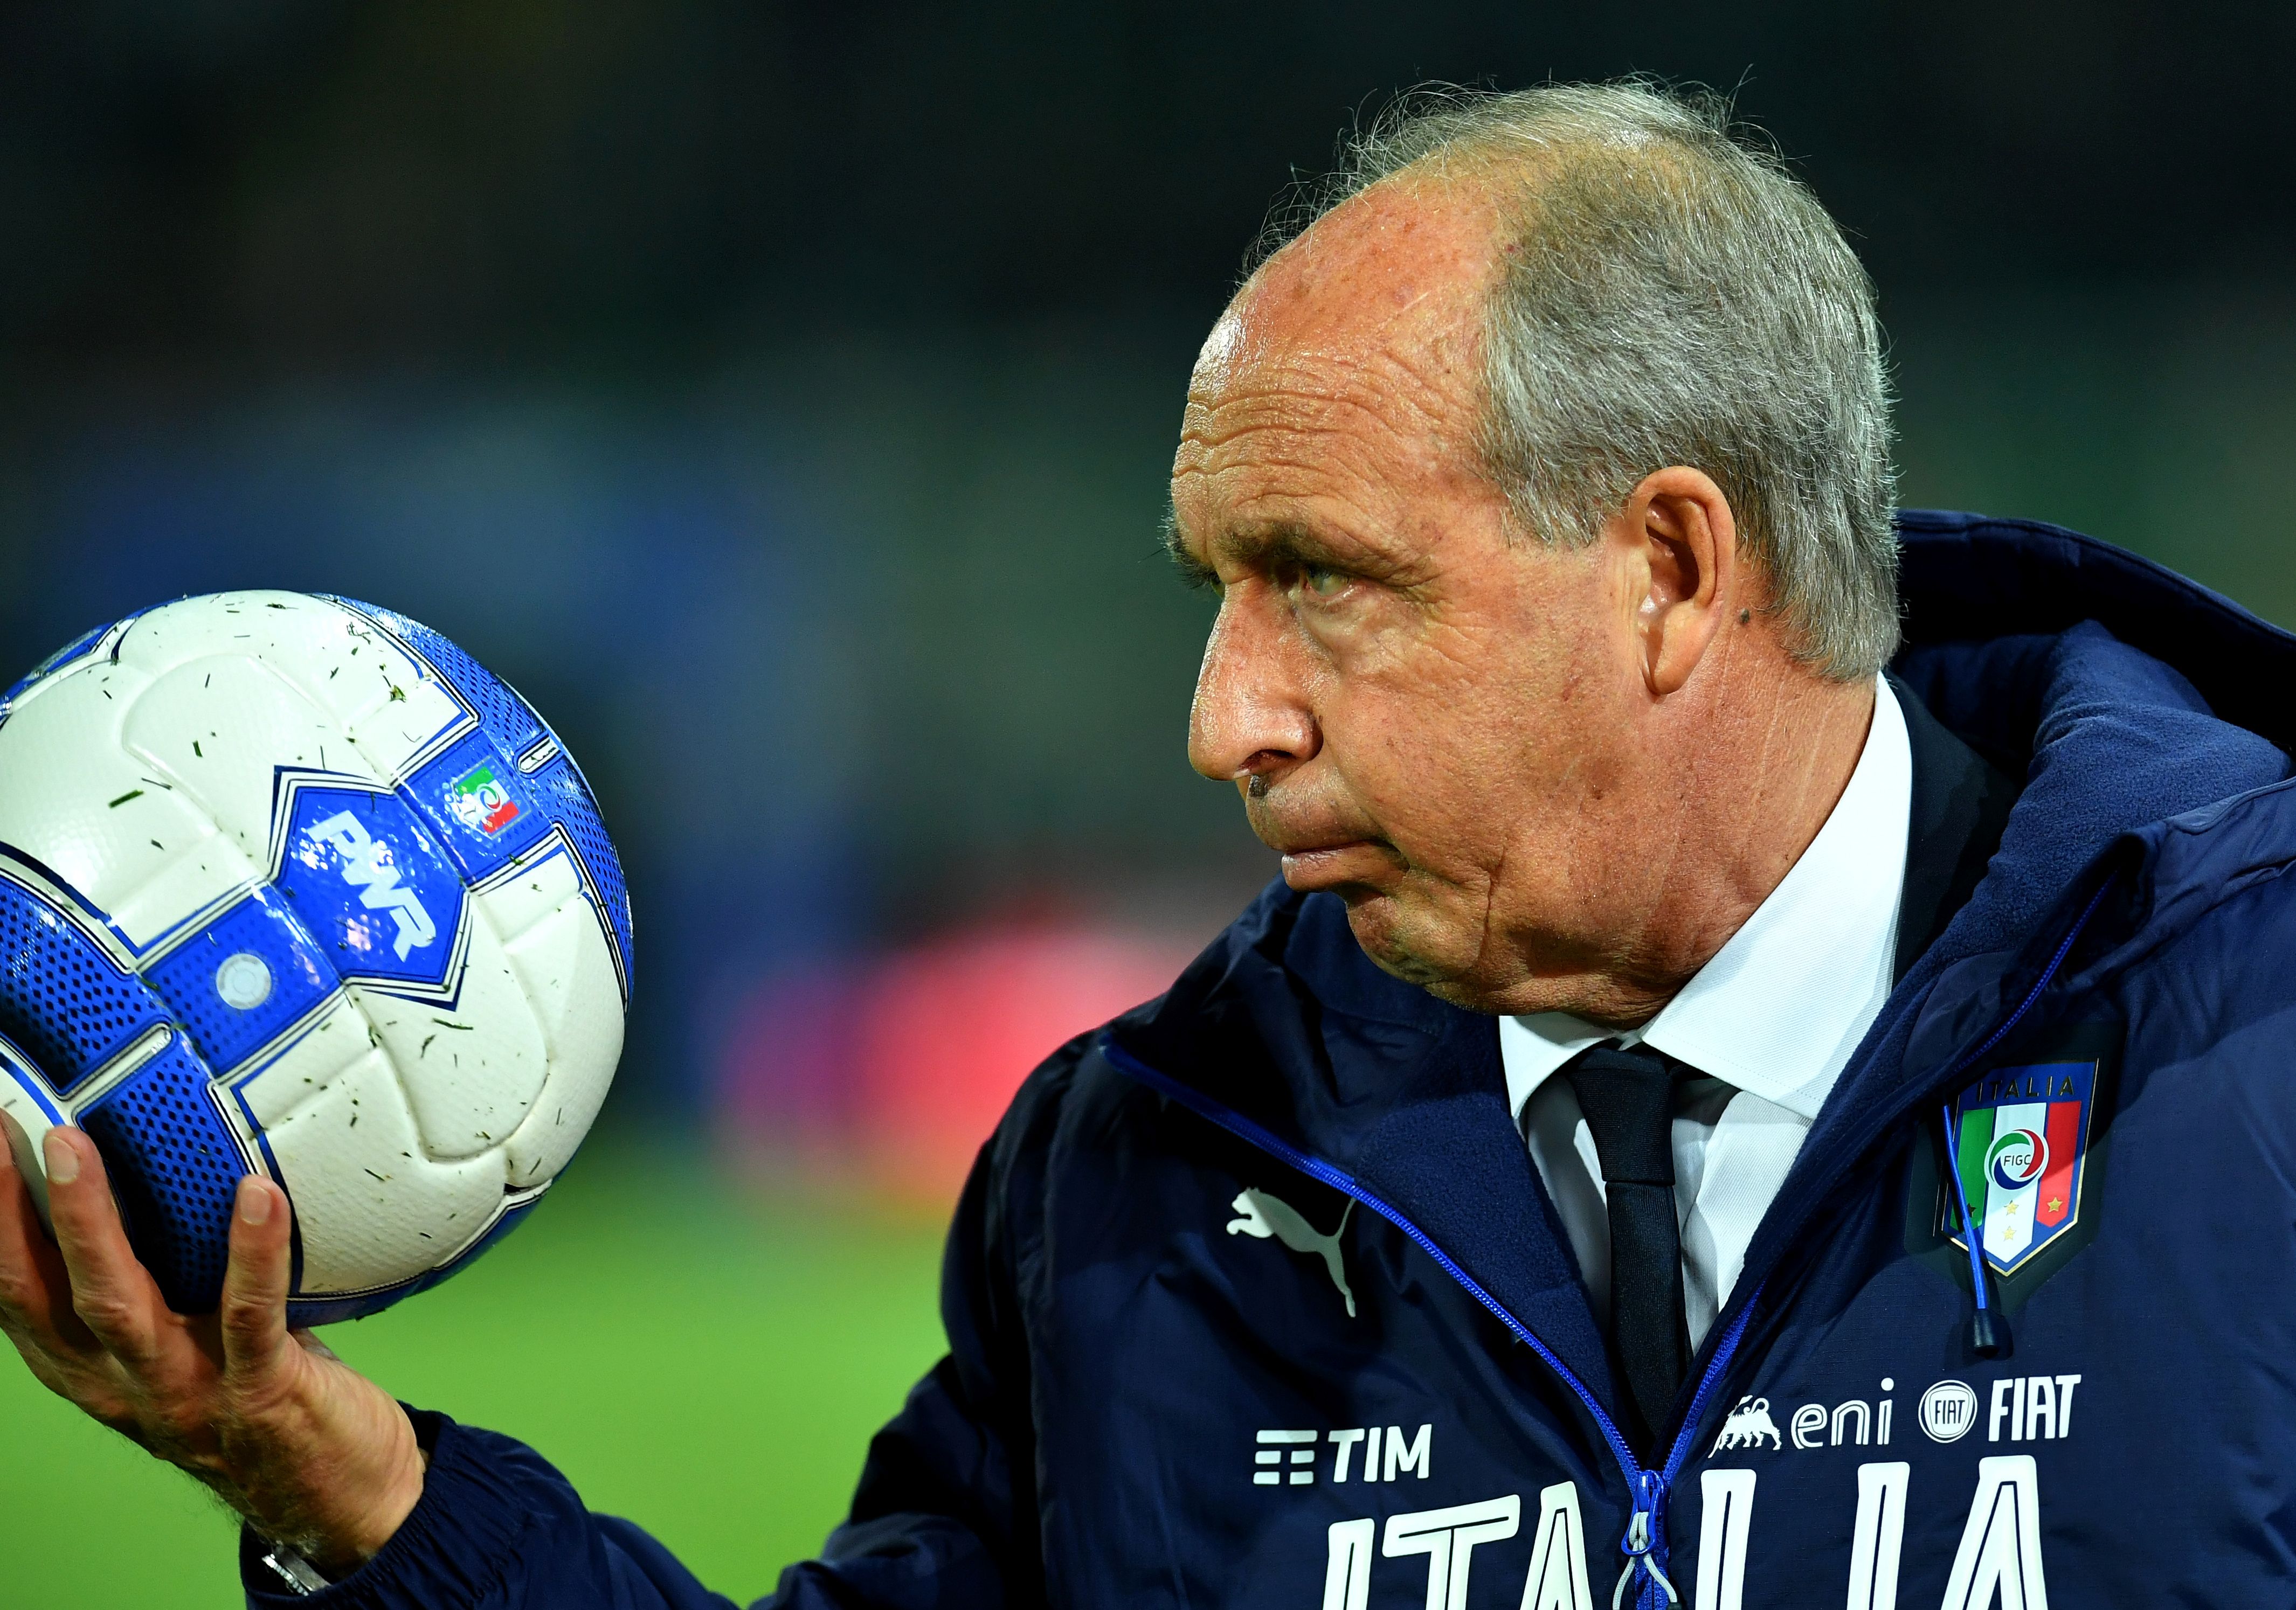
1170, 185, 1658, 1013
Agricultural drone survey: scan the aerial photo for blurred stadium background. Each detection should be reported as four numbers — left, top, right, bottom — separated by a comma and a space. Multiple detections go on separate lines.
4, 3, 2294, 1602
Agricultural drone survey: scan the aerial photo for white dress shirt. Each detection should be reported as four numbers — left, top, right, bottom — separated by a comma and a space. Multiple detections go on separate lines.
1499, 675, 1912, 1348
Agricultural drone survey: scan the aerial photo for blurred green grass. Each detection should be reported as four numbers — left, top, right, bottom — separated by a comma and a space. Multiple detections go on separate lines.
0, 1147, 950, 1607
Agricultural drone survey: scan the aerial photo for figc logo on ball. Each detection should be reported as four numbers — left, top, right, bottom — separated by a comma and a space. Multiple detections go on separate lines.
447, 760, 522, 836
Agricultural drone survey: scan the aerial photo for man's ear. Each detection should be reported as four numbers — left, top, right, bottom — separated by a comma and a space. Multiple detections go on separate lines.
1612, 466, 1740, 697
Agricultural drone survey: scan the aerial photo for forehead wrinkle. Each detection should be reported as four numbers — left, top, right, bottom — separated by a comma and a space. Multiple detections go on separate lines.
1182, 347, 1469, 466
1212, 306, 1471, 406
1175, 427, 1424, 537
1180, 398, 1439, 469
1186, 308, 1484, 492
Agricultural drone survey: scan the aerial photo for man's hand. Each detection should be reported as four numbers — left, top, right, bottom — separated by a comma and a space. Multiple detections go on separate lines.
0, 1113, 425, 1574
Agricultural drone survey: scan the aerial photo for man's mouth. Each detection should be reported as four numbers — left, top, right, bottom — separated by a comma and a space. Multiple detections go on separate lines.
1271, 836, 1402, 892
1246, 786, 1401, 892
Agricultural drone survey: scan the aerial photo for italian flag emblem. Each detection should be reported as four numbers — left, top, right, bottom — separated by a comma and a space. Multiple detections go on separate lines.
447, 761, 521, 836
1943, 1061, 2098, 1275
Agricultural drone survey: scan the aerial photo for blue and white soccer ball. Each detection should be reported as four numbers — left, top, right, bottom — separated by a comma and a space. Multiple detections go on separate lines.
0, 593, 631, 1324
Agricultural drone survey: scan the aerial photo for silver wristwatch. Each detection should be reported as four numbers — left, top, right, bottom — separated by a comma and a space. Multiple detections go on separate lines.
259, 1544, 333, 1597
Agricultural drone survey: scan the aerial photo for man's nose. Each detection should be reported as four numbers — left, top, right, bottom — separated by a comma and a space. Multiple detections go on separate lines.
1188, 594, 1319, 785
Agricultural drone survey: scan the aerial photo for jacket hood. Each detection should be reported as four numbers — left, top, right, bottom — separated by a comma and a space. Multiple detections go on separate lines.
1893, 508, 2294, 962
1894, 507, 2296, 757
1108, 511, 2295, 1412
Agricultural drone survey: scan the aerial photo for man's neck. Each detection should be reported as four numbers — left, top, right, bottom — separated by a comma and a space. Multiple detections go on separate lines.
1522, 669, 1879, 1028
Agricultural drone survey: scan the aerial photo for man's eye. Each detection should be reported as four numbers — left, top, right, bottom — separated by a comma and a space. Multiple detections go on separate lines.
1302, 565, 1348, 599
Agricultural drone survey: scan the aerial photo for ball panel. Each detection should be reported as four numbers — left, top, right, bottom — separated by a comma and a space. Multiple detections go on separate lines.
499, 901, 623, 1188
0, 873, 168, 1096
260, 1046, 506, 1295
114, 594, 462, 787
327, 598, 545, 763
102, 835, 264, 960
527, 755, 633, 996
283, 1186, 543, 1328
120, 649, 377, 848
53, 781, 219, 953
142, 889, 335, 1075
78, 1031, 245, 1314
351, 908, 549, 1164
0, 658, 240, 940
469, 838, 585, 947
233, 996, 375, 1133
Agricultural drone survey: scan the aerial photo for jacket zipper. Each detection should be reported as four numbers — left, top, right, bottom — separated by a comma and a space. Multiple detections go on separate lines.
1101, 1038, 1752, 1606
1098, 877, 2112, 1606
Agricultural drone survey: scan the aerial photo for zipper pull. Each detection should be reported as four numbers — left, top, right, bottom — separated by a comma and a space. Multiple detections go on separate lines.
1612, 1470, 1680, 1608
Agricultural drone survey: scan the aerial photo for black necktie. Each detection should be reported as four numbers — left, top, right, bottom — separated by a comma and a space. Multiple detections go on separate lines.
1564, 1044, 1690, 1456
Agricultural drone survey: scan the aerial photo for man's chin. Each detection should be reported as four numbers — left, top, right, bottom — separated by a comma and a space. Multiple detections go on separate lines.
1341, 900, 1663, 1021
1337, 894, 1589, 1014
1338, 897, 1467, 995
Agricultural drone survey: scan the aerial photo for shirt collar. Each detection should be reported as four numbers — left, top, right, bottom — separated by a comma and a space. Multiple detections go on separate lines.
1499, 675, 1912, 1123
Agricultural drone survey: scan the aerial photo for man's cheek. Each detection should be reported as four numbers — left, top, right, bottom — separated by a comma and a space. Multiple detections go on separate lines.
1326, 705, 1446, 825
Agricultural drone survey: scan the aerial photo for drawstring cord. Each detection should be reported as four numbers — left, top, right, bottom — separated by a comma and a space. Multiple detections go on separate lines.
1924, 876, 2114, 1362
1940, 1103, 2010, 1358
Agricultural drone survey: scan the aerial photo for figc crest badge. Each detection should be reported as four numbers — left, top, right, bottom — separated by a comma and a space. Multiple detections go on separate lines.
1943, 1061, 2099, 1276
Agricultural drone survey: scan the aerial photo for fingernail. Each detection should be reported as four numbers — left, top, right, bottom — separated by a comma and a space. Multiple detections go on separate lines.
42, 1130, 79, 1185
237, 1178, 273, 1225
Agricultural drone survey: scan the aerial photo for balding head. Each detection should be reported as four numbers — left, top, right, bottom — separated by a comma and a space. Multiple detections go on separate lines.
1251, 80, 1900, 681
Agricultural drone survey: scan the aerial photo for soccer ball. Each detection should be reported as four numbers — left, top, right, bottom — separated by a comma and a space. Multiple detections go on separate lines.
0, 593, 631, 1324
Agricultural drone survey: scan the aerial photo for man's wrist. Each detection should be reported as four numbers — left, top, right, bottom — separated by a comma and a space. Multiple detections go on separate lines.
246, 1402, 432, 1581
240, 1410, 541, 1610
313, 1419, 431, 1574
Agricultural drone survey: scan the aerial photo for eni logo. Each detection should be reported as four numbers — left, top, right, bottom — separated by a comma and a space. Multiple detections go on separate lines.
309, 811, 437, 960
1710, 1395, 1783, 1453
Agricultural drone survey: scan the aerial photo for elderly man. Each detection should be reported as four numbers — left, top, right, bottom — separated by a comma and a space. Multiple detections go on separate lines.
7, 78, 2296, 1609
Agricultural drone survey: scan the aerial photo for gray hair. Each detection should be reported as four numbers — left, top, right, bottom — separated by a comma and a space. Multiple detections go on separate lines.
1255, 80, 1899, 681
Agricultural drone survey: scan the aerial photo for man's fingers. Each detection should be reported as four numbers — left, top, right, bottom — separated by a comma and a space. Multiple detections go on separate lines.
0, 1120, 79, 1345
218, 1176, 292, 1380
42, 1127, 163, 1361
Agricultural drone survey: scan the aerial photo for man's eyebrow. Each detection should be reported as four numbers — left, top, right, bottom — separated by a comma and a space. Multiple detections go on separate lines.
1211, 521, 1414, 582
1163, 509, 1219, 590
1165, 512, 1419, 590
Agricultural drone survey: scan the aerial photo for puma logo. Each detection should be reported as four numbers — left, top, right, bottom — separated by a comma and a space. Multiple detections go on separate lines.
1226, 1188, 1357, 1317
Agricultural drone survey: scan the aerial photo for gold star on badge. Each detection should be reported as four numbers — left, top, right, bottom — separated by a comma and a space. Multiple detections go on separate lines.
2046, 1195, 2064, 1214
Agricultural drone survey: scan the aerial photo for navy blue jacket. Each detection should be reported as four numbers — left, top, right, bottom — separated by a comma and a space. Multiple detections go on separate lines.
247, 512, 2296, 1608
